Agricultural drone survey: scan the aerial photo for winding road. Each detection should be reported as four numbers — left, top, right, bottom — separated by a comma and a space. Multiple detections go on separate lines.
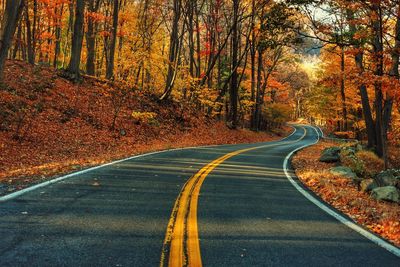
0, 125, 399, 266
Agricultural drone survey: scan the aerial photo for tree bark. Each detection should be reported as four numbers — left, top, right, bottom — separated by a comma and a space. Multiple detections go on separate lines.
250, 0, 257, 129
253, 48, 263, 131
0, 0, 24, 80
340, 46, 348, 131
228, 0, 239, 128
346, 9, 376, 148
106, 0, 119, 79
371, 3, 387, 165
53, 4, 64, 68
384, 3, 400, 139
12, 19, 23, 59
86, 0, 100, 75
160, 0, 182, 100
67, 0, 85, 80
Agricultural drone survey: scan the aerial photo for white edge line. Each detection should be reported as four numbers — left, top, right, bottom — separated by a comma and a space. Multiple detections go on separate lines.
0, 126, 297, 203
283, 125, 400, 257
0, 149, 168, 202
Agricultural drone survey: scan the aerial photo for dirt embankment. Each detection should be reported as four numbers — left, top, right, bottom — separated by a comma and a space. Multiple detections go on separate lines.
0, 60, 291, 195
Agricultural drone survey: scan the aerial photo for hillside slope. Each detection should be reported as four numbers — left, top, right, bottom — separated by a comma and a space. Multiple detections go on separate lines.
0, 60, 289, 194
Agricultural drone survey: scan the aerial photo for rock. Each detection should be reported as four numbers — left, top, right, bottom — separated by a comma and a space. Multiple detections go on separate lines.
360, 179, 378, 192
330, 166, 358, 181
375, 169, 400, 188
371, 186, 400, 203
319, 147, 341, 163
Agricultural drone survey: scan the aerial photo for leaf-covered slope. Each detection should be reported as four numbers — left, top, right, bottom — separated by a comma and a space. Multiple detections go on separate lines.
0, 60, 288, 192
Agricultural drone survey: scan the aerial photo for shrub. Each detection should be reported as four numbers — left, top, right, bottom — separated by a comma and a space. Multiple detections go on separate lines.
356, 150, 384, 177
340, 148, 365, 176
131, 111, 157, 124
340, 147, 385, 179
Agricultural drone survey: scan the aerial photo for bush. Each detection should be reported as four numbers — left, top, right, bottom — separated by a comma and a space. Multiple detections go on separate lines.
356, 150, 384, 177
340, 147, 384, 179
340, 148, 365, 176
131, 111, 157, 124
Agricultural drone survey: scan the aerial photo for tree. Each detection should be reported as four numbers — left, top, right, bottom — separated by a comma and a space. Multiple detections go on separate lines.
86, 0, 101, 75
66, 0, 85, 80
0, 0, 24, 81
159, 0, 182, 100
106, 0, 120, 79
288, 0, 400, 165
228, 0, 240, 128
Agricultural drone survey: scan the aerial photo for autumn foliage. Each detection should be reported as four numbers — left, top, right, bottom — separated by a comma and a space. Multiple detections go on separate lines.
0, 60, 289, 192
293, 141, 400, 247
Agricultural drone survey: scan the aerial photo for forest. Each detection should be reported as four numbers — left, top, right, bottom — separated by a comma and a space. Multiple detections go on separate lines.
0, 0, 399, 151
0, 0, 400, 254
0, 2, 399, 171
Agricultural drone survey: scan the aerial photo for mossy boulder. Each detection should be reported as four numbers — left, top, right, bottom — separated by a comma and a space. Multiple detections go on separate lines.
319, 147, 341, 163
374, 169, 400, 188
330, 166, 359, 182
371, 186, 400, 203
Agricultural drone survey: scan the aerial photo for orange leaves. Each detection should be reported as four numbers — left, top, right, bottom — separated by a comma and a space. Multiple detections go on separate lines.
86, 11, 107, 23
316, 24, 333, 35
292, 141, 400, 247
0, 60, 292, 196
353, 30, 370, 41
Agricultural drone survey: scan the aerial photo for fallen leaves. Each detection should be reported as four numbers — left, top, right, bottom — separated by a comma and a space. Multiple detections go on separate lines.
293, 141, 400, 247
0, 60, 291, 196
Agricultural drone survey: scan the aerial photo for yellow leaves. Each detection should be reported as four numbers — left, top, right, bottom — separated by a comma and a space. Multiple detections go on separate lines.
241, 99, 255, 108
131, 111, 157, 123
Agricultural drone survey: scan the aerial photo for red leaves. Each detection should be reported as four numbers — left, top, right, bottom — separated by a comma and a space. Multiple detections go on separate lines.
0, 60, 291, 196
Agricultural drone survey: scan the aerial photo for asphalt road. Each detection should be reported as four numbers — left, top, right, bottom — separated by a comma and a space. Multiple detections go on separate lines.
0, 125, 399, 266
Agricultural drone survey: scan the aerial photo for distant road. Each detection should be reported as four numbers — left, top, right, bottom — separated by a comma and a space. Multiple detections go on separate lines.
0, 125, 398, 266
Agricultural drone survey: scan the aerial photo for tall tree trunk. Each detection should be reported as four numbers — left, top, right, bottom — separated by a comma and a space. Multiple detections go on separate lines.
253, 48, 263, 131
195, 3, 201, 78
12, 19, 23, 59
53, 5, 63, 68
24, 0, 34, 64
0, 0, 24, 81
340, 46, 348, 131
228, 0, 239, 128
86, 0, 100, 75
250, 0, 256, 129
187, 0, 195, 78
347, 9, 376, 148
371, 3, 387, 166
384, 3, 400, 139
106, 0, 119, 79
67, 0, 85, 80
160, 0, 182, 100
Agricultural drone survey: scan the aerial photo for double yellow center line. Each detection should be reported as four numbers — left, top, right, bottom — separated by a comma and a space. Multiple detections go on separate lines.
160, 127, 307, 267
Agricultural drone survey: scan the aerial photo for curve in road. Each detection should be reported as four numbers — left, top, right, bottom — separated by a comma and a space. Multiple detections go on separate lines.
0, 125, 398, 267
